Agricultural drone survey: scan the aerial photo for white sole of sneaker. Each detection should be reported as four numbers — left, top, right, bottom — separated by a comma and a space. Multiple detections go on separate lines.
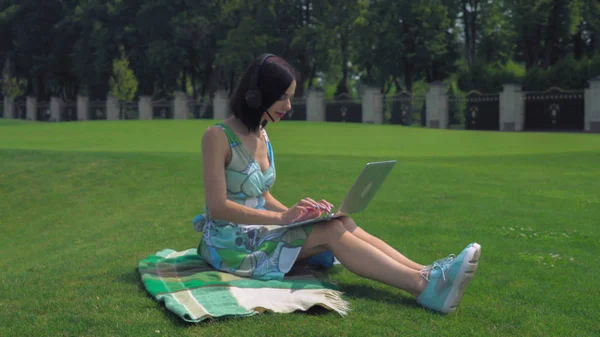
441, 243, 481, 313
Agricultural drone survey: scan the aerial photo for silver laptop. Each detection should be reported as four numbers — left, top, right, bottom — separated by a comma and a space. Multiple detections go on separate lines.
283, 160, 396, 228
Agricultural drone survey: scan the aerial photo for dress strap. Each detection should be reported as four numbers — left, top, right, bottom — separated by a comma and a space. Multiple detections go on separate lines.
260, 127, 270, 143
215, 123, 241, 148
260, 127, 274, 164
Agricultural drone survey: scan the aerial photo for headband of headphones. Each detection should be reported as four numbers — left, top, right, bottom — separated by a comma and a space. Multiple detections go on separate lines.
245, 53, 275, 110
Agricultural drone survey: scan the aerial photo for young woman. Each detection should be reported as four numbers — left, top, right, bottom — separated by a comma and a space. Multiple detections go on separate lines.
193, 54, 481, 314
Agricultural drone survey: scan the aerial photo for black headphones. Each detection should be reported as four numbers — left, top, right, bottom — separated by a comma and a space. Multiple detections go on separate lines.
245, 53, 274, 111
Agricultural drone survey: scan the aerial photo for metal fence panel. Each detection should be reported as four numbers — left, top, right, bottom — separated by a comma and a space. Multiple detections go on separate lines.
385, 92, 426, 126
121, 102, 138, 119
524, 88, 584, 131
15, 100, 26, 120
153, 99, 174, 119
188, 100, 214, 119
325, 94, 362, 123
61, 102, 77, 121
36, 102, 51, 121
89, 100, 107, 120
461, 92, 500, 130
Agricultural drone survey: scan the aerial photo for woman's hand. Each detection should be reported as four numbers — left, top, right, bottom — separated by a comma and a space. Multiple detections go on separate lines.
296, 197, 334, 213
280, 197, 334, 224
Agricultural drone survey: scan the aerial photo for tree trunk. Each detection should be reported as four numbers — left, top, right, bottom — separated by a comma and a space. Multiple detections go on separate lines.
228, 71, 235, 95
463, 1, 472, 67
181, 67, 187, 94
200, 57, 213, 101
295, 69, 305, 98
37, 73, 45, 100
525, 25, 543, 70
307, 63, 316, 89
295, 51, 307, 98
425, 66, 432, 83
469, 0, 478, 66
191, 67, 197, 100
590, 32, 598, 56
462, 0, 479, 67
335, 31, 349, 96
403, 58, 413, 93
543, 2, 559, 69
394, 78, 402, 93
572, 28, 584, 59
27, 75, 34, 96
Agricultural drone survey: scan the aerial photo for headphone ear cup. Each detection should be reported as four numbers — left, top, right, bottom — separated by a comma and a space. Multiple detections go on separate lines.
245, 90, 262, 110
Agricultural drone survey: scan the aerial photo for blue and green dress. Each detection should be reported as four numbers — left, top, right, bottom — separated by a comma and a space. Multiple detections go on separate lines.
193, 123, 334, 281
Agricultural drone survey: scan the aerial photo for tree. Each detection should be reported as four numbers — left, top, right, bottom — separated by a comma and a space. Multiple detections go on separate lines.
2, 57, 24, 100
573, 0, 600, 58
477, 0, 514, 64
313, 0, 361, 96
109, 46, 138, 119
352, 0, 453, 93
508, 0, 585, 70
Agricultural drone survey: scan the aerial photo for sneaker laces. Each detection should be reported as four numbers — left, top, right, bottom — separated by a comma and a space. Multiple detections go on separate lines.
434, 254, 456, 269
419, 254, 455, 282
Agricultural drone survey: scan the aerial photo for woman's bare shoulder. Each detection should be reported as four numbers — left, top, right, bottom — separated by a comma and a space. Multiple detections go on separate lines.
202, 125, 227, 145
202, 125, 231, 164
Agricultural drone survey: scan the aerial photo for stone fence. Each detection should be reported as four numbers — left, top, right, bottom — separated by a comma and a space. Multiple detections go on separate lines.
2, 76, 599, 133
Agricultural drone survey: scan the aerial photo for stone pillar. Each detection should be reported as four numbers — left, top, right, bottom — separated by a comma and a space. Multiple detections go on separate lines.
361, 87, 384, 124
500, 83, 525, 131
26, 96, 37, 121
50, 96, 63, 122
106, 95, 120, 120
77, 95, 89, 121
425, 82, 448, 128
3, 97, 14, 119
138, 96, 153, 120
173, 91, 189, 120
585, 76, 600, 133
213, 90, 229, 120
306, 90, 325, 122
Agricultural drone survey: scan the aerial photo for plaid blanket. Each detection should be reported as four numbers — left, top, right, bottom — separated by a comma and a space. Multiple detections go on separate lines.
138, 248, 350, 322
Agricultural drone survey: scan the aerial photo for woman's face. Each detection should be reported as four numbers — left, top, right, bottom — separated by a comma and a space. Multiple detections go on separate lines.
263, 80, 296, 123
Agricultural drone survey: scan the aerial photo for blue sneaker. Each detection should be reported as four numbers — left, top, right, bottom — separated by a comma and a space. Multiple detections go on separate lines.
453, 243, 480, 264
417, 243, 481, 314
424, 243, 479, 270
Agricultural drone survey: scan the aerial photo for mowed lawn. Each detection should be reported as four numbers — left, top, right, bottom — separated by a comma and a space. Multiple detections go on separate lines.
0, 119, 598, 337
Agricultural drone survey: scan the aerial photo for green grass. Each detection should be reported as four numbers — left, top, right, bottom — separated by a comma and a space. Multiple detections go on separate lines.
1, 119, 599, 337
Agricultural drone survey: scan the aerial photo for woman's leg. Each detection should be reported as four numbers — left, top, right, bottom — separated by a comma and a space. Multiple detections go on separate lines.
298, 219, 427, 297
336, 216, 426, 271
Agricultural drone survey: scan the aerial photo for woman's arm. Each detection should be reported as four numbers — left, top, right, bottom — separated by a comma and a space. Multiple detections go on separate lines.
263, 191, 289, 212
202, 127, 285, 225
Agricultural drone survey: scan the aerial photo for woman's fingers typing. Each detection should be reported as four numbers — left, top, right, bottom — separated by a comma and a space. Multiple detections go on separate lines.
318, 199, 334, 212
300, 197, 333, 212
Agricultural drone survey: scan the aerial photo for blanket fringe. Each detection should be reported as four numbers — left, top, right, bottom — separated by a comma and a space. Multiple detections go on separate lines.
319, 289, 351, 316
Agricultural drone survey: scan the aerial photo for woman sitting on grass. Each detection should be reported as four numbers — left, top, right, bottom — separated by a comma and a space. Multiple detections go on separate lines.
193, 53, 481, 314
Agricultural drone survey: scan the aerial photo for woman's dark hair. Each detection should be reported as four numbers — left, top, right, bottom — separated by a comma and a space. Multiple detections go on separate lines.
229, 54, 296, 132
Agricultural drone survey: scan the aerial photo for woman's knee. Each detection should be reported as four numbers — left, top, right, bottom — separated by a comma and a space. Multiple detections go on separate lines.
337, 216, 358, 232
313, 220, 347, 242
301, 220, 346, 253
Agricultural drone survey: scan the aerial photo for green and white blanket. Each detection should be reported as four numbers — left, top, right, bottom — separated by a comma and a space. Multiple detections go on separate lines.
138, 248, 350, 322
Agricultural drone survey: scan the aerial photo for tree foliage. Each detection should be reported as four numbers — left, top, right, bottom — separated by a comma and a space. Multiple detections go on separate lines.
1, 0, 599, 102
109, 47, 138, 103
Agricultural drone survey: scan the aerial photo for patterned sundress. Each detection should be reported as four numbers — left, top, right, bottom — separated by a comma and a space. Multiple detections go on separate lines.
192, 123, 333, 281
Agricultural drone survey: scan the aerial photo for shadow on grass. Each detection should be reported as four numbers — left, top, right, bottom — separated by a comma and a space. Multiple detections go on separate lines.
339, 283, 420, 309
317, 266, 420, 309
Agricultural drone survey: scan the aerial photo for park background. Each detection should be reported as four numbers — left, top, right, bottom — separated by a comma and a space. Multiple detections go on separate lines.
1, 1, 599, 336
